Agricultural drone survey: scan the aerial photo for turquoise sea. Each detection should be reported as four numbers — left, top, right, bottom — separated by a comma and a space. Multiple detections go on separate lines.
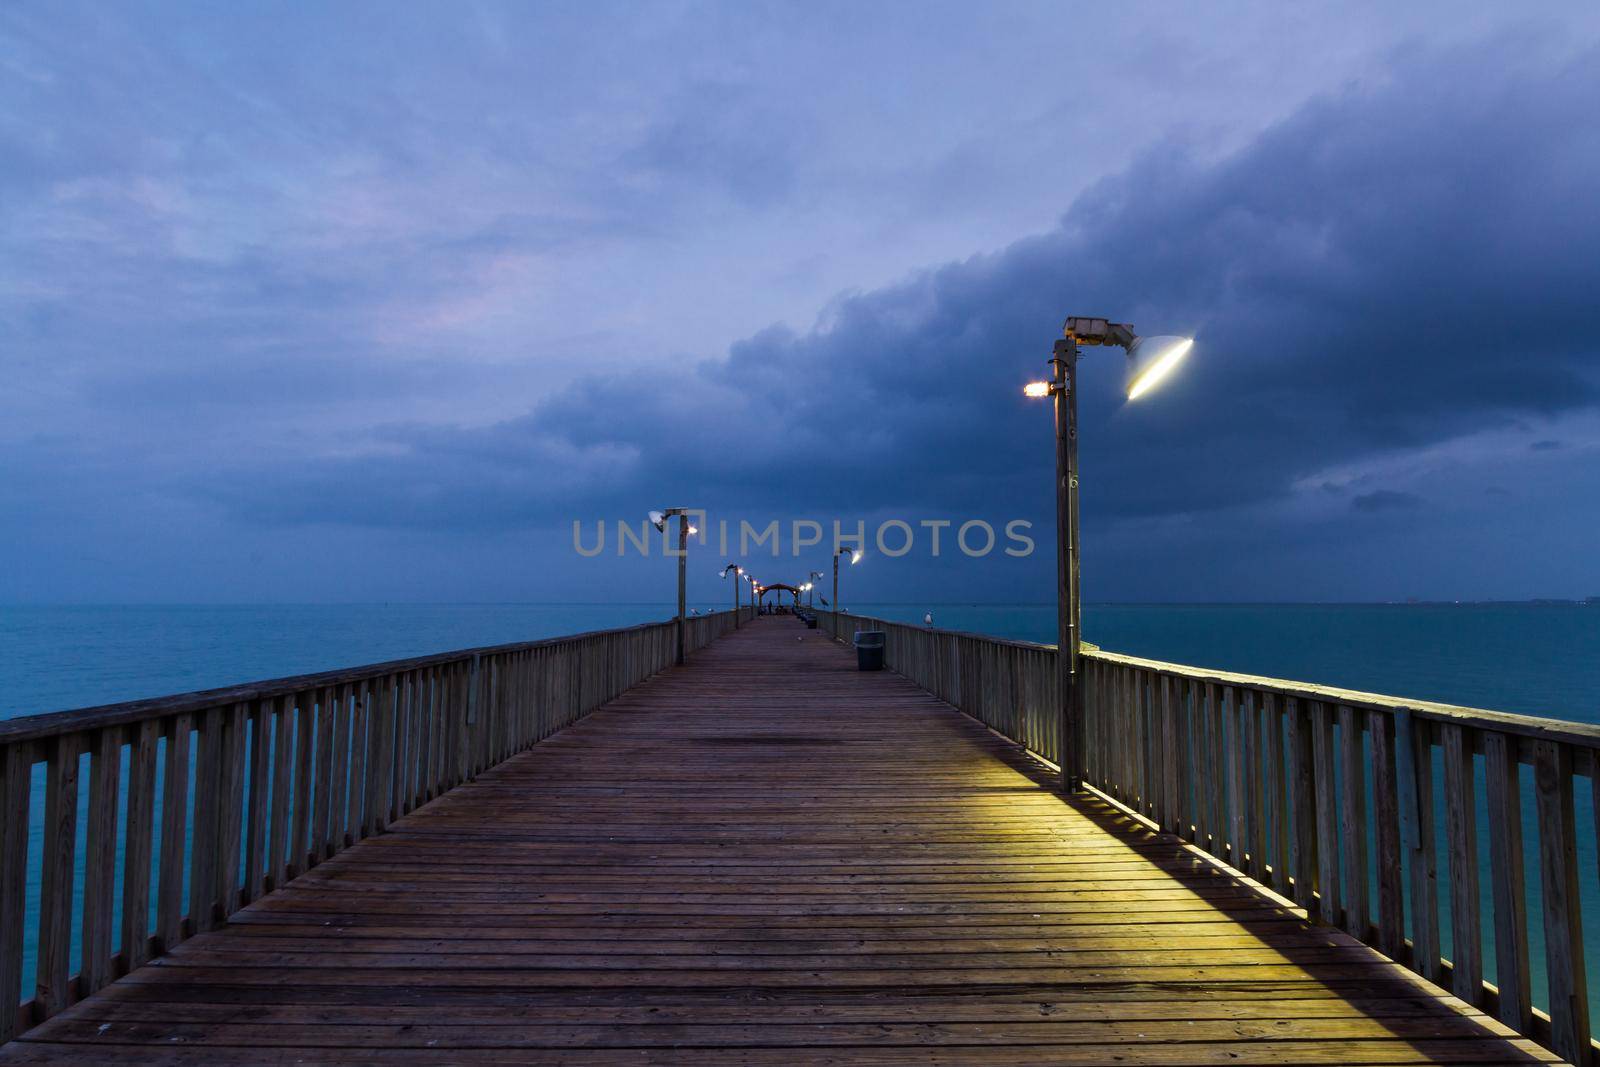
2, 601, 1599, 1025
859, 601, 1600, 725
7, 601, 1596, 724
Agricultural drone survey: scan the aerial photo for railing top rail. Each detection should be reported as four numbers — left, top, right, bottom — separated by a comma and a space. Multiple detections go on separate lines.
822, 609, 1600, 751
819, 611, 1057, 653
0, 614, 708, 745
1086, 647, 1600, 748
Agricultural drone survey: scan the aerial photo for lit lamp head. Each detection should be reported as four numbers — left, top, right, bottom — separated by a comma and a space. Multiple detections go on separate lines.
1022, 319, 1193, 401
1123, 335, 1193, 400
649, 507, 699, 535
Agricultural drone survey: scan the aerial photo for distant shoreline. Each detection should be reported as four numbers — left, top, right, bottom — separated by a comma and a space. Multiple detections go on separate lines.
2, 598, 1597, 609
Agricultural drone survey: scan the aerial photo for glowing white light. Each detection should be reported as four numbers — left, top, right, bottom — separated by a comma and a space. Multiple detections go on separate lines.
1022, 381, 1050, 398
1125, 336, 1193, 400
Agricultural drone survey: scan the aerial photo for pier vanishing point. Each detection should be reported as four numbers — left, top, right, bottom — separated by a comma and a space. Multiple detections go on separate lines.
1, 609, 1597, 1065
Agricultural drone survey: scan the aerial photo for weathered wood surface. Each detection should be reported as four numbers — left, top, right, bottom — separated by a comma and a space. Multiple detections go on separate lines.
828, 609, 1599, 1064
1, 619, 1556, 1064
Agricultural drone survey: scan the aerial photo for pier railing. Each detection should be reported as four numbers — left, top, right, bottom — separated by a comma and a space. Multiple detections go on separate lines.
0, 608, 741, 1042
821, 609, 1600, 1066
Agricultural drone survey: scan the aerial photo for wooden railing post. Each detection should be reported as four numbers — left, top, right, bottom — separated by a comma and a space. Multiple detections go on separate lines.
1368, 709, 1404, 959
1336, 705, 1369, 941
1285, 699, 1318, 913
1309, 701, 1339, 925
0, 743, 33, 1044
1532, 739, 1589, 1063
244, 699, 272, 903
187, 709, 223, 933
121, 720, 158, 970
156, 717, 190, 951
80, 727, 122, 994
1441, 722, 1482, 1004
1396, 710, 1442, 982
37, 732, 83, 1015
1484, 730, 1532, 1033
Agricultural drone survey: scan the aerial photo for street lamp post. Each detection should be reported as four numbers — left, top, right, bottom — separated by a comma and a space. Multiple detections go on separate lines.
650, 508, 700, 666
832, 547, 860, 628
1024, 318, 1192, 793
720, 564, 743, 625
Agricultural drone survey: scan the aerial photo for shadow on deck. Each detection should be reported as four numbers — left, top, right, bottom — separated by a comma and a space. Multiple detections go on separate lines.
0, 619, 1561, 1064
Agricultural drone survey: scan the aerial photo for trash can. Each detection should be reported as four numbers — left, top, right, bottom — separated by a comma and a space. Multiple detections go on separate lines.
805, 616, 818, 629
853, 630, 886, 671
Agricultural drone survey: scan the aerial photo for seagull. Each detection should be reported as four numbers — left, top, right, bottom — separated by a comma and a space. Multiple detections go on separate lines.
924, 612, 934, 627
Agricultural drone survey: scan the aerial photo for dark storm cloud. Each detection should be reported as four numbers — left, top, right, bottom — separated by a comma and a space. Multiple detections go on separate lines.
194, 40, 1600, 536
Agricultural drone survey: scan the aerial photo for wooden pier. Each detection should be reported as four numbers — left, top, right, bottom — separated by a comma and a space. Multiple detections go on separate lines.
0, 618, 1560, 1064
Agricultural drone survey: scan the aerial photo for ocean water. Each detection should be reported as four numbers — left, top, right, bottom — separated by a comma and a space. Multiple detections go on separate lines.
855, 601, 1600, 725
6, 602, 1596, 723
2, 602, 1599, 1026
0, 603, 708, 719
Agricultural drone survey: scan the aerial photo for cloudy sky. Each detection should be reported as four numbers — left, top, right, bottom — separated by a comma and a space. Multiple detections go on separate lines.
4, 2, 1600, 605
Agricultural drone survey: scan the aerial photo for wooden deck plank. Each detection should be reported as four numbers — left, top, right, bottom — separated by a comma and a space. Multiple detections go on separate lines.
0, 619, 1559, 1065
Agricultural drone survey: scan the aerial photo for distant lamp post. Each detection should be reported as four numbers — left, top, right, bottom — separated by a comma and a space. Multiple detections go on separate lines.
650, 508, 700, 665
1023, 317, 1192, 793
720, 564, 743, 625
832, 547, 861, 619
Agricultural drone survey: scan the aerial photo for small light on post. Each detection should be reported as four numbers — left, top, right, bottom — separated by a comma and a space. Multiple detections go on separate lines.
1023, 381, 1051, 398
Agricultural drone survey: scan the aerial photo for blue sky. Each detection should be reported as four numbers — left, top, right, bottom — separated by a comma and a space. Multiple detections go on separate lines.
4, 2, 1600, 605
